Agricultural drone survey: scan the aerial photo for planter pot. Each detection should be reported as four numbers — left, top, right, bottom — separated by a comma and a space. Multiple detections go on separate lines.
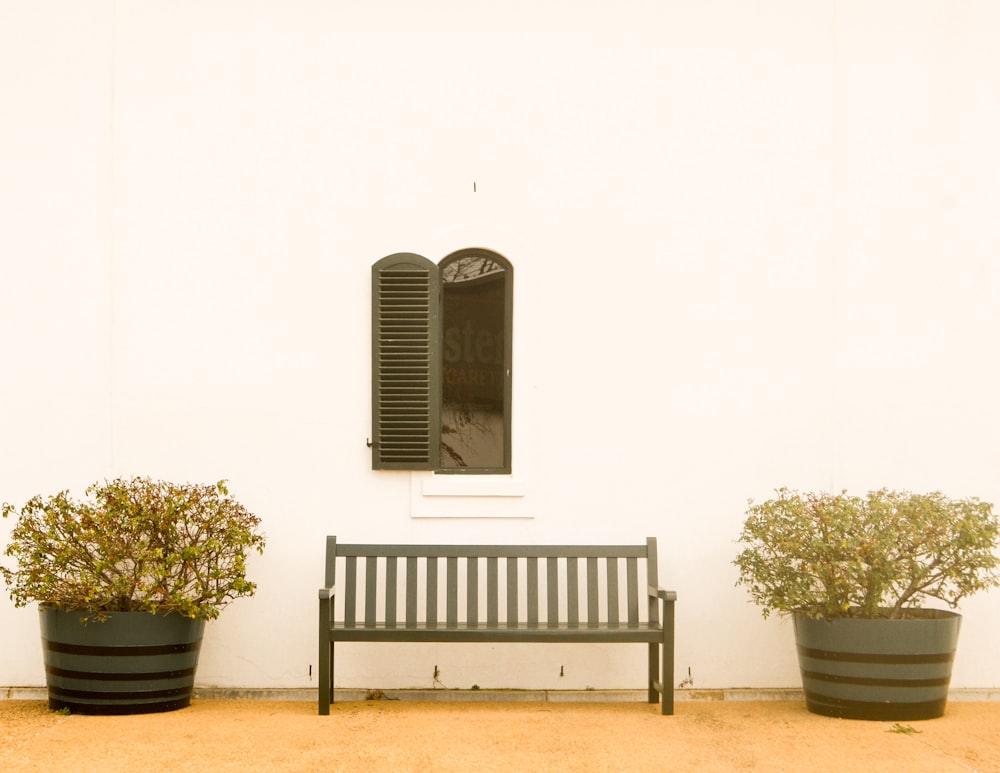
794, 609, 961, 721
39, 606, 206, 715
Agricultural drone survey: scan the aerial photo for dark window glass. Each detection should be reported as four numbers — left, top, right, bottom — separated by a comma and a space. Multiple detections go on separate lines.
439, 250, 511, 472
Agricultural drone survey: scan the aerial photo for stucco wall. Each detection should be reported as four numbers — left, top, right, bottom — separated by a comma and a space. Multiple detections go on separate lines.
2, 0, 999, 694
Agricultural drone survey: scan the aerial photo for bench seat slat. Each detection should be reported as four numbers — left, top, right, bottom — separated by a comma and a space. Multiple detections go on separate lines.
330, 621, 665, 644
547, 557, 559, 629
427, 557, 438, 628
344, 556, 357, 628
447, 556, 458, 627
627, 557, 639, 626
527, 557, 539, 627
365, 556, 378, 627
406, 557, 417, 628
506, 557, 517, 629
385, 556, 397, 629
467, 556, 479, 628
567, 558, 579, 627
607, 557, 619, 629
487, 557, 498, 627
587, 557, 599, 628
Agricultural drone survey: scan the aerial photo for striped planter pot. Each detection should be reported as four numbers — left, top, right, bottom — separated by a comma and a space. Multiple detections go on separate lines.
39, 606, 205, 715
793, 610, 960, 721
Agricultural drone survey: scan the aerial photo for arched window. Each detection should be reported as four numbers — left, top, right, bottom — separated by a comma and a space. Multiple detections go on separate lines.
371, 248, 512, 473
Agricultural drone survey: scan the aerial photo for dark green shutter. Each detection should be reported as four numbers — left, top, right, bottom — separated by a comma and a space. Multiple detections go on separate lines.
371, 253, 440, 470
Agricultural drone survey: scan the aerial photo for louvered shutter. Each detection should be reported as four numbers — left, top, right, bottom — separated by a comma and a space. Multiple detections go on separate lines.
371, 253, 440, 470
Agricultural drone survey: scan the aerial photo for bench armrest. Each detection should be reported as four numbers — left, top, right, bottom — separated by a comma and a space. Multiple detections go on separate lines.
648, 585, 677, 602
319, 586, 335, 601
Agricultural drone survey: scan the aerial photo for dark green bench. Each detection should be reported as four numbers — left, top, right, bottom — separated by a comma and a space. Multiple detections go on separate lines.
318, 537, 676, 714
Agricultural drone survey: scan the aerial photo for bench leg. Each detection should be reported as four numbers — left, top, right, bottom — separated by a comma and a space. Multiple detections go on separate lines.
661, 637, 673, 715
318, 639, 334, 715
648, 643, 659, 704
319, 593, 333, 715
661, 601, 675, 715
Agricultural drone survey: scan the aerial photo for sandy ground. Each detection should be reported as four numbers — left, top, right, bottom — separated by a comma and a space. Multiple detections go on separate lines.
2, 698, 1000, 773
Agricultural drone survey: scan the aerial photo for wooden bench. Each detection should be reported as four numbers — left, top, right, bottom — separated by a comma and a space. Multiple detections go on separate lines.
318, 537, 676, 714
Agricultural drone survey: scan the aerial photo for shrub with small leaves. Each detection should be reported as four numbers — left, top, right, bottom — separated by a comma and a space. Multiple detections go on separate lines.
734, 488, 1000, 620
2, 477, 266, 620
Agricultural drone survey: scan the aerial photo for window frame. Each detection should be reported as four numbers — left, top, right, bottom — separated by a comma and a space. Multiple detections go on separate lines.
371, 248, 513, 475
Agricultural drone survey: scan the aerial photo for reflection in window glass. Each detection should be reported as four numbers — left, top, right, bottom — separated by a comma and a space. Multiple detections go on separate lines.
440, 253, 509, 471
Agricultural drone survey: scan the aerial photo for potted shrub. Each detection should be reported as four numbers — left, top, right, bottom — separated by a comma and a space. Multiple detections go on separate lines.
2, 477, 265, 714
734, 488, 1000, 720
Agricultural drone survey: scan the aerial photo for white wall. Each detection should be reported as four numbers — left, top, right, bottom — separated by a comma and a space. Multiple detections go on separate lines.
2, 0, 999, 693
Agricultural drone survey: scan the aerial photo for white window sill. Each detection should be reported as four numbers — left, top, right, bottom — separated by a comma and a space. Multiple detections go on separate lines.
410, 472, 531, 518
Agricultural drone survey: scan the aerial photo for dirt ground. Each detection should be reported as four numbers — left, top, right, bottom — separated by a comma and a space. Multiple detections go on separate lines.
2, 698, 1000, 773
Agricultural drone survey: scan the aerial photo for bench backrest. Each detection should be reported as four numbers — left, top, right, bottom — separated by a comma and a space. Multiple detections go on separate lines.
324, 537, 661, 629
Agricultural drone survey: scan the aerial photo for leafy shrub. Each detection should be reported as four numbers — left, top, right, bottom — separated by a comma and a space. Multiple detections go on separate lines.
734, 488, 1000, 620
2, 477, 265, 620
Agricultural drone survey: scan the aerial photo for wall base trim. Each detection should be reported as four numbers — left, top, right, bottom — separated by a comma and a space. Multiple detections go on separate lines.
6, 686, 1000, 703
